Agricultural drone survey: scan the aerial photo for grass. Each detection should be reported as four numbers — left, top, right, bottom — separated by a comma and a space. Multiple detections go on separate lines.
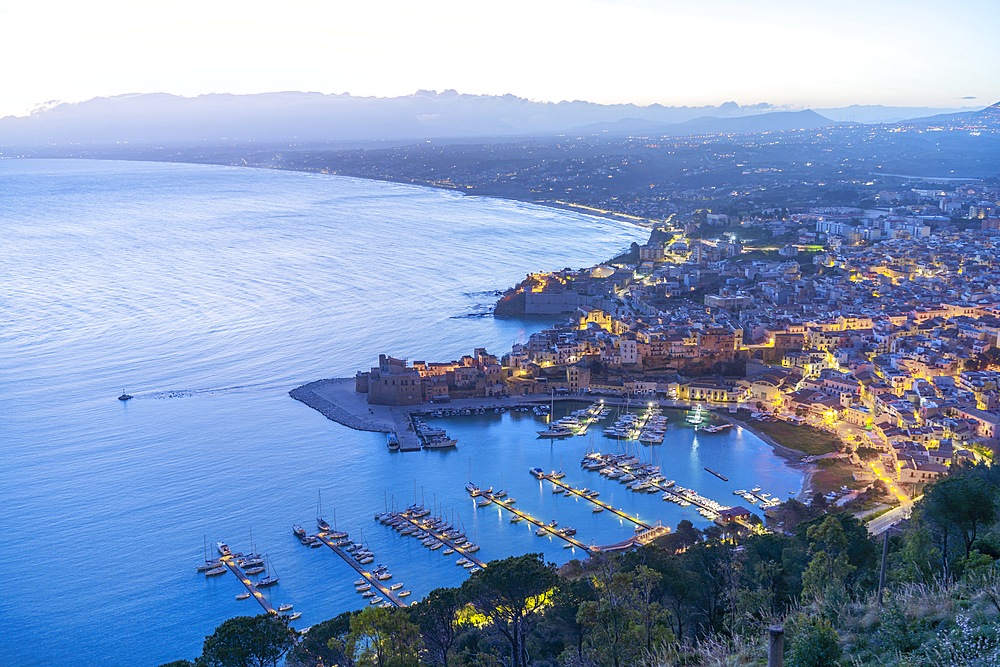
812, 458, 865, 494
746, 419, 841, 456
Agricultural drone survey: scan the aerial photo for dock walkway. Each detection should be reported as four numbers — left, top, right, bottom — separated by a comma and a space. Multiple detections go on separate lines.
386, 512, 487, 568
585, 457, 725, 519
540, 473, 651, 530
596, 524, 670, 552
474, 489, 593, 553
313, 534, 406, 607
223, 558, 277, 615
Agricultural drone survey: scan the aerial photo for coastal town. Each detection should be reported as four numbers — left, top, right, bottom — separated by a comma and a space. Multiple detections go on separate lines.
334, 179, 1000, 535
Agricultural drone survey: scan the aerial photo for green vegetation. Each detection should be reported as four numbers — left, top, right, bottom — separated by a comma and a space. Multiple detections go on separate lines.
748, 419, 841, 456
164, 465, 1000, 667
963, 345, 1000, 371
179, 614, 295, 667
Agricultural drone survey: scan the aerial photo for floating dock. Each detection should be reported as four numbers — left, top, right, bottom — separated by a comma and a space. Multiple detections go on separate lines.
312, 533, 407, 607
472, 488, 593, 553
381, 511, 487, 569
539, 472, 651, 530
222, 558, 277, 615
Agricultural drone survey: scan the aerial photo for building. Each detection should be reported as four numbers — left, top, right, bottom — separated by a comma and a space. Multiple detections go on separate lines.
361, 355, 424, 406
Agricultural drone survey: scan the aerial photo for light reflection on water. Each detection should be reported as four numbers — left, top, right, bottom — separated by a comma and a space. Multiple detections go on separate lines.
0, 159, 800, 667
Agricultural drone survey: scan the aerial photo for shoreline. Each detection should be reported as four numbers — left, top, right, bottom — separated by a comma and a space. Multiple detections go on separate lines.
23, 156, 659, 232
717, 413, 819, 501
290, 380, 819, 499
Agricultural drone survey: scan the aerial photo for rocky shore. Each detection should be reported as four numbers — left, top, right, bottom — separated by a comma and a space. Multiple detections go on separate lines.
289, 378, 393, 433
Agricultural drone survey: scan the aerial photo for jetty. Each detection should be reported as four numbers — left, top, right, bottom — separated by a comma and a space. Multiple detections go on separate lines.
310, 533, 407, 607
470, 486, 593, 553
377, 509, 487, 569
592, 523, 670, 552
581, 452, 730, 520
222, 558, 277, 615
538, 472, 651, 530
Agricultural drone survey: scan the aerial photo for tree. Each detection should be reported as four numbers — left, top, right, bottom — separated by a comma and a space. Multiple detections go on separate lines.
461, 554, 557, 667
288, 611, 356, 667
411, 587, 462, 667
578, 560, 644, 667
657, 555, 701, 643
924, 473, 999, 559
532, 576, 595, 665
196, 614, 296, 667
801, 515, 855, 603
348, 606, 421, 667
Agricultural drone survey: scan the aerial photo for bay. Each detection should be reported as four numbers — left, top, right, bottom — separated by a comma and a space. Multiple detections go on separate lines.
0, 159, 801, 666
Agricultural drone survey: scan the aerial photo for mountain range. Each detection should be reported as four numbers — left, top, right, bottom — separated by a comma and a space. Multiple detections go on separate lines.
0, 91, 994, 148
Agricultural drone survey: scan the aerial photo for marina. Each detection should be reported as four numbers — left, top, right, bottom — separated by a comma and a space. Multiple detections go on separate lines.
221, 558, 278, 616
533, 469, 652, 530
377, 508, 488, 569
309, 532, 407, 607
469, 484, 594, 552
581, 451, 736, 522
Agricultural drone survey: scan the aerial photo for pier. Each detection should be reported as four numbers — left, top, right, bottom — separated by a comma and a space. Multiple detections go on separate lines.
581, 453, 728, 520
382, 511, 487, 568
539, 473, 651, 530
594, 523, 671, 552
222, 558, 277, 615
312, 533, 407, 607
472, 488, 594, 553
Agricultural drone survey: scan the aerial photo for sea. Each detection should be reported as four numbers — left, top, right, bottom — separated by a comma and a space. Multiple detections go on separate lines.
0, 159, 803, 666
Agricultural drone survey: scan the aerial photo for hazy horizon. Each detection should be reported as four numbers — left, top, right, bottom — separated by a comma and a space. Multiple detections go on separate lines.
4, 89, 991, 122
3, 0, 998, 119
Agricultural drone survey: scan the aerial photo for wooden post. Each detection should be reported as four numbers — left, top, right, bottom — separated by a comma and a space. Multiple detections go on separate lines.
768, 625, 784, 667
877, 529, 889, 606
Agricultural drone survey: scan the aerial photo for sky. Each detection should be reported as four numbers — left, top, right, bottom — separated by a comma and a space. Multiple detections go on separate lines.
1, 0, 998, 118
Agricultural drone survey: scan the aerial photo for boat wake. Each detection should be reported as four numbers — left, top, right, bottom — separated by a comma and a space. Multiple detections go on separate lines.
142, 382, 284, 399
461, 290, 503, 297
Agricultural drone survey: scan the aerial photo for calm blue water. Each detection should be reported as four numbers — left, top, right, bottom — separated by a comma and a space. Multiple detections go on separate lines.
0, 159, 801, 666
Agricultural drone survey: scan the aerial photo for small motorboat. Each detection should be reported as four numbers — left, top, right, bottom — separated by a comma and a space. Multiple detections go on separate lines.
353, 578, 365, 586
398, 590, 411, 597
278, 603, 293, 612
236, 592, 251, 600
390, 583, 403, 591
118, 390, 133, 401
283, 612, 301, 620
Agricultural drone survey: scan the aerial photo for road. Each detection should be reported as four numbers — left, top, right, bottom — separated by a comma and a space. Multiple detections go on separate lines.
867, 503, 913, 535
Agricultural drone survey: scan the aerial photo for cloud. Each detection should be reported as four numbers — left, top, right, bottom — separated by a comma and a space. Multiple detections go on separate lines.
959, 95, 978, 99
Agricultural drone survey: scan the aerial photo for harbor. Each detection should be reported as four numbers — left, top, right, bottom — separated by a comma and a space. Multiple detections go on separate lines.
377, 507, 488, 569
468, 484, 594, 552
310, 532, 408, 608
581, 451, 734, 522
534, 469, 652, 530
222, 558, 278, 616
190, 397, 800, 635
199, 541, 299, 620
